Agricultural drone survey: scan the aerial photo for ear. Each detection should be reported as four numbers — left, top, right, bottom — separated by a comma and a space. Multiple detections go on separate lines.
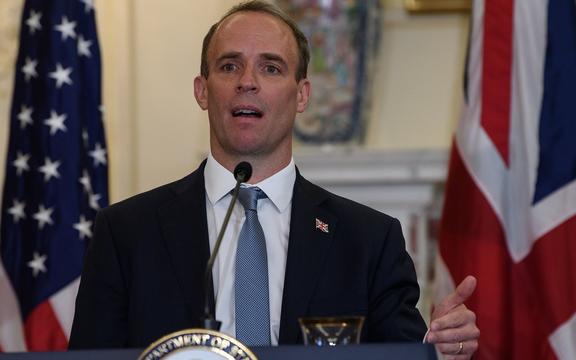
194, 75, 209, 110
296, 78, 311, 113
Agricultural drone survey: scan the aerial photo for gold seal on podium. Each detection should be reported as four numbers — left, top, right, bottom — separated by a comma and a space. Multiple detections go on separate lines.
138, 329, 258, 360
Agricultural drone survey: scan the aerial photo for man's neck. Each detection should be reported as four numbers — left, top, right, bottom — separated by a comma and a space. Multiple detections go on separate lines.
210, 151, 292, 184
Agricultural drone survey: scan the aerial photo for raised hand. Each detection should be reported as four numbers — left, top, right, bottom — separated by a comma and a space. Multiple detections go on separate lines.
426, 275, 480, 359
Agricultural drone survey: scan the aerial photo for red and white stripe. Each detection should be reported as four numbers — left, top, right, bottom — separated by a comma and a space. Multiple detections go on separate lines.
0, 262, 25, 352
0, 262, 78, 351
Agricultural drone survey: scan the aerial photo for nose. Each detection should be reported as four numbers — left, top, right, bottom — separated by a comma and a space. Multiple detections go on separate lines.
236, 67, 259, 93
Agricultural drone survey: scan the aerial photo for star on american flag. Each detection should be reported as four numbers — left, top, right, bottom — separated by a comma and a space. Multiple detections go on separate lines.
38, 157, 61, 182
54, 16, 77, 41
12, 152, 31, 176
7, 199, 26, 224
17, 105, 34, 129
48, 63, 73, 88
27, 252, 47, 277
77, 35, 92, 57
44, 110, 67, 135
32, 205, 54, 230
89, 142, 107, 166
25, 10, 42, 35
21, 57, 38, 82
73, 215, 93, 240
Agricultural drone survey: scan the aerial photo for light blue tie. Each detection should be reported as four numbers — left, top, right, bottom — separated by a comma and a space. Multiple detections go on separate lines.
235, 187, 271, 346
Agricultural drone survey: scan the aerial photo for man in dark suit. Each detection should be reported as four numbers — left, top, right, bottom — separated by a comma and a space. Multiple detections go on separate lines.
70, 1, 479, 357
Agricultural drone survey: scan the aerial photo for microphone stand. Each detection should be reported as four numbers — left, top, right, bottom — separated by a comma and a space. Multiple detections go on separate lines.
202, 162, 252, 330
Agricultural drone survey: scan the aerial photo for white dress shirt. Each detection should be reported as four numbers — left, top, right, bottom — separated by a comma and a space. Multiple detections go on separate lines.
204, 154, 295, 345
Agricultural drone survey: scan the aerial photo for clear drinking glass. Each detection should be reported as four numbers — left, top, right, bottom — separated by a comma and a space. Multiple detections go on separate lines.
298, 316, 365, 346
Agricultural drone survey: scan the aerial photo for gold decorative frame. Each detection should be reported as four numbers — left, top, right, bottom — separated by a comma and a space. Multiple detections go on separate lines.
404, 0, 471, 12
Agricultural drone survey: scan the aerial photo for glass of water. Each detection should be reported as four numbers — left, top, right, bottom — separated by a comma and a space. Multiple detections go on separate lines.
298, 316, 365, 346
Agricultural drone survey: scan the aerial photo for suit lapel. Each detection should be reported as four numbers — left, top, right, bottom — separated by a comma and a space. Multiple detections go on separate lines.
279, 172, 337, 344
158, 162, 213, 325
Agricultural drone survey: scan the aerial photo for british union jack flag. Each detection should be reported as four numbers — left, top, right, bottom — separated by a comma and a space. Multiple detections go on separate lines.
436, 0, 576, 359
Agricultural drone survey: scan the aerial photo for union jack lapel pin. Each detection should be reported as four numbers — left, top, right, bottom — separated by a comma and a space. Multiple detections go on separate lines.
315, 218, 329, 233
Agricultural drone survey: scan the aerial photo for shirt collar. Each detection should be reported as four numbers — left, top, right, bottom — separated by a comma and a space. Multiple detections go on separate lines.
204, 153, 296, 212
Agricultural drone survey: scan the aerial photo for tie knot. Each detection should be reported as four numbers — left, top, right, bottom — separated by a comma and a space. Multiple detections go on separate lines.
238, 187, 266, 212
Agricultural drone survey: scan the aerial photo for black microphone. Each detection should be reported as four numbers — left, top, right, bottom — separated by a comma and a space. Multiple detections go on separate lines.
202, 161, 252, 330
233, 161, 252, 183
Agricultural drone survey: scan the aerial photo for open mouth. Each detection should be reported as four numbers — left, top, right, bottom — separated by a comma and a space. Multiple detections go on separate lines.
231, 107, 263, 118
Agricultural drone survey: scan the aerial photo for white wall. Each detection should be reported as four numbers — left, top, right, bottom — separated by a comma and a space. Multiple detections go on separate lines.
0, 0, 23, 212
366, 1, 468, 149
0, 0, 469, 204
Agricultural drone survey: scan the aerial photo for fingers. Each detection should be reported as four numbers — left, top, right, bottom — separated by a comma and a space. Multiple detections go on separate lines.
433, 275, 477, 318
429, 275, 479, 359
431, 304, 476, 331
427, 323, 480, 344
426, 304, 479, 350
435, 339, 478, 360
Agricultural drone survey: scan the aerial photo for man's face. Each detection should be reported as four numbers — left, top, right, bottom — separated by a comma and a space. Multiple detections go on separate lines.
194, 11, 310, 162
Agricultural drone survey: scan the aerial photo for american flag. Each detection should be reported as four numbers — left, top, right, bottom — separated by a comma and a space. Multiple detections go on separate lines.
436, 0, 576, 359
0, 0, 107, 351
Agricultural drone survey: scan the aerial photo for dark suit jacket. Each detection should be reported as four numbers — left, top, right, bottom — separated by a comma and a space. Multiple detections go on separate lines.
69, 162, 426, 349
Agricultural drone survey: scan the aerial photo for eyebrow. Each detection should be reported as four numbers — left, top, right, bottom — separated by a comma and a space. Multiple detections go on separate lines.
215, 51, 289, 69
260, 53, 288, 69
215, 51, 242, 63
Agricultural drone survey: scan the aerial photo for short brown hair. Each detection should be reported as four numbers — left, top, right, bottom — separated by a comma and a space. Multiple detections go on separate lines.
200, 0, 310, 81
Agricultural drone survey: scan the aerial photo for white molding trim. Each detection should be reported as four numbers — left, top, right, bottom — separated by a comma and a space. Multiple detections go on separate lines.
295, 148, 448, 313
